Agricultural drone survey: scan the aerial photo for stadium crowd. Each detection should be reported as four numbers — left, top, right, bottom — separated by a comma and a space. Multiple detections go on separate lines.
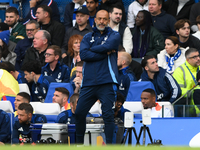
1, 0, 200, 145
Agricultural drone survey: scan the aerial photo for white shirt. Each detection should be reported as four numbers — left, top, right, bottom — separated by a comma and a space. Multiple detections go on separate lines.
192, 30, 200, 40
127, 0, 149, 28
112, 24, 133, 54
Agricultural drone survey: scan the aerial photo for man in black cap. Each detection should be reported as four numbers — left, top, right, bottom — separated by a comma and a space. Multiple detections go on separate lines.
61, 6, 93, 58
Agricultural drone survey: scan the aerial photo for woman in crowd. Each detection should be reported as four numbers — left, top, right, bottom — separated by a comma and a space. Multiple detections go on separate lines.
63, 34, 83, 77
157, 36, 188, 74
131, 10, 164, 58
0, 30, 16, 65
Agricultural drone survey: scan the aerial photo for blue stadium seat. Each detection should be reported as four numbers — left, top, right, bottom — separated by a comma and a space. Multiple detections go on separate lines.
126, 81, 156, 101
44, 82, 74, 103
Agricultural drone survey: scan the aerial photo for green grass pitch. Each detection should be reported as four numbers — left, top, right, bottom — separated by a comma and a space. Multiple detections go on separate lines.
1, 145, 199, 150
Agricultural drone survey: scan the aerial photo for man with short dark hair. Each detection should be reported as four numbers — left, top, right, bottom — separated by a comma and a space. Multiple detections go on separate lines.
23, 0, 60, 24
53, 87, 70, 111
148, 0, 176, 39
86, 0, 99, 27
61, 6, 92, 58
175, 19, 200, 50
109, 5, 133, 54
5, 7, 26, 43
64, 0, 87, 32
42, 45, 70, 82
14, 92, 30, 111
35, 5, 65, 47
12, 103, 33, 144
56, 93, 79, 124
14, 20, 40, 70
23, 30, 50, 66
0, 61, 27, 84
21, 61, 55, 102
141, 88, 173, 117
141, 55, 181, 103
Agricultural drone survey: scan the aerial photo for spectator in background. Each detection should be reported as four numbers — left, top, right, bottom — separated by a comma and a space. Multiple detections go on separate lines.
23, 30, 50, 66
189, 1, 200, 33
173, 48, 200, 105
63, 34, 83, 71
141, 55, 181, 103
42, 45, 70, 82
162, 0, 194, 21
36, 5, 65, 47
0, 62, 27, 84
53, 87, 70, 111
0, 23, 16, 53
23, 0, 60, 25
117, 52, 136, 98
141, 88, 173, 118
157, 36, 189, 74
5, 7, 26, 43
56, 93, 79, 124
71, 61, 84, 93
175, 19, 200, 50
86, 0, 99, 27
14, 20, 40, 70
148, 0, 176, 39
61, 6, 92, 58
192, 15, 200, 40
118, 45, 143, 80
99, 0, 126, 23
21, 61, 55, 102
0, 30, 17, 65
131, 10, 164, 58
127, 0, 149, 28
64, 0, 87, 32
109, 4, 133, 54
0, 109, 11, 145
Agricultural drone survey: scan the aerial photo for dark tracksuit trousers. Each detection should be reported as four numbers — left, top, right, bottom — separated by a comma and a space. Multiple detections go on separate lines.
75, 83, 117, 144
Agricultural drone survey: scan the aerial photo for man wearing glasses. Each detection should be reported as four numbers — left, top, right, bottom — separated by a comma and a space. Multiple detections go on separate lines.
23, 30, 50, 66
173, 48, 200, 106
41, 45, 70, 82
14, 20, 40, 70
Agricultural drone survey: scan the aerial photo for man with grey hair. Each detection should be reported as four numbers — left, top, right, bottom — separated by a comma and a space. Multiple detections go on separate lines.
173, 48, 200, 105
23, 30, 51, 66
14, 20, 40, 70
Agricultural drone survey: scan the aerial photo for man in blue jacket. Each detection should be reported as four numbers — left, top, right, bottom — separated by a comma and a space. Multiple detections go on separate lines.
12, 103, 33, 144
0, 109, 11, 145
117, 52, 136, 98
42, 45, 70, 83
140, 55, 181, 103
21, 61, 55, 102
75, 10, 121, 144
